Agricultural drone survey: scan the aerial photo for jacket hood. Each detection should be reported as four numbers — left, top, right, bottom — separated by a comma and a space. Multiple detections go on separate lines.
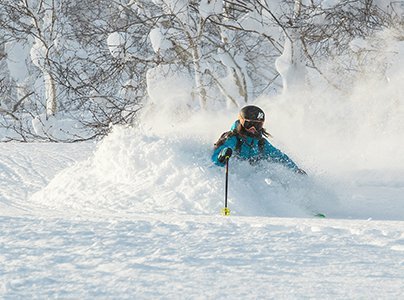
230, 120, 240, 131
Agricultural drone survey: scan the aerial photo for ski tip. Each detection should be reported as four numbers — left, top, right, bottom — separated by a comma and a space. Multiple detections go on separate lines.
314, 213, 326, 218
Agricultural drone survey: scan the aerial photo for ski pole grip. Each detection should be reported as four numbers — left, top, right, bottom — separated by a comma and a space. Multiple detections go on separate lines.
218, 147, 233, 162
224, 147, 232, 159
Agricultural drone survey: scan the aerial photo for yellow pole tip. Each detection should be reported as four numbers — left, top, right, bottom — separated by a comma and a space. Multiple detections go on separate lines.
221, 208, 231, 216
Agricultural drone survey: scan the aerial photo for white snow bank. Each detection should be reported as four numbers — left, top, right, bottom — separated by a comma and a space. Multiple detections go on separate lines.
30, 126, 332, 218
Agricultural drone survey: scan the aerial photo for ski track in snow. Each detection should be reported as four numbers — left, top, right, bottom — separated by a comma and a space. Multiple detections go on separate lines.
0, 143, 94, 215
0, 215, 403, 298
0, 138, 403, 298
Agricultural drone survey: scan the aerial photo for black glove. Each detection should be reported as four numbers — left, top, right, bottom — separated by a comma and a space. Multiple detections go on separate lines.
218, 147, 233, 163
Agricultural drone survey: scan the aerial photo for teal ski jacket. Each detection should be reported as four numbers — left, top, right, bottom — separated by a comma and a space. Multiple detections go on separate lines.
212, 121, 300, 171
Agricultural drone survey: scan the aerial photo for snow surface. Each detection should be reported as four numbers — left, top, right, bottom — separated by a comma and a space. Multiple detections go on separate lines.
2, 48, 404, 296
0, 119, 403, 297
1, 17, 404, 298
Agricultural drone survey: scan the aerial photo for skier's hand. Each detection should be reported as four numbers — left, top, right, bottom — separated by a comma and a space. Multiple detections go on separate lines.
295, 168, 307, 175
218, 147, 233, 163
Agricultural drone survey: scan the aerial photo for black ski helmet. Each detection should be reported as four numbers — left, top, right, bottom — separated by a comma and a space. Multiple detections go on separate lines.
239, 105, 265, 122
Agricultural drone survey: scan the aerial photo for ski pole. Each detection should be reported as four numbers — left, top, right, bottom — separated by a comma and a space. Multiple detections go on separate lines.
221, 149, 232, 216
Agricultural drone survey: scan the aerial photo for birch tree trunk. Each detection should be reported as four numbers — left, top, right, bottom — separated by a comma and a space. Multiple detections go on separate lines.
217, 1, 249, 107
275, 0, 307, 93
191, 43, 207, 110
44, 70, 57, 117
26, 0, 58, 118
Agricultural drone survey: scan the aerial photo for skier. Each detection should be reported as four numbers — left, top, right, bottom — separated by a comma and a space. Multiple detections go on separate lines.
212, 105, 306, 175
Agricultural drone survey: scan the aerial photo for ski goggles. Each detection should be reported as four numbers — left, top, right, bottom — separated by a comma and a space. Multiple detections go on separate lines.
241, 119, 264, 131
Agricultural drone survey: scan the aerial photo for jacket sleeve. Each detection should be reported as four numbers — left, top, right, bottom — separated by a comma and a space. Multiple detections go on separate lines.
262, 140, 299, 171
211, 136, 238, 166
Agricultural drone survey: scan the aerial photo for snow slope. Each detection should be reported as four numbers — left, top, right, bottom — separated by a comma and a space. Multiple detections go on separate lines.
0, 142, 94, 216
1, 26, 404, 298
0, 128, 403, 298
26, 125, 404, 221
1, 213, 403, 298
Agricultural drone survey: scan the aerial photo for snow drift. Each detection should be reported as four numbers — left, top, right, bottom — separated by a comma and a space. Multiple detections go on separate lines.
30, 125, 333, 218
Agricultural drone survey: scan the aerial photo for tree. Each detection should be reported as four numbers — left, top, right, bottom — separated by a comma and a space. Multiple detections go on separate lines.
0, 0, 401, 141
